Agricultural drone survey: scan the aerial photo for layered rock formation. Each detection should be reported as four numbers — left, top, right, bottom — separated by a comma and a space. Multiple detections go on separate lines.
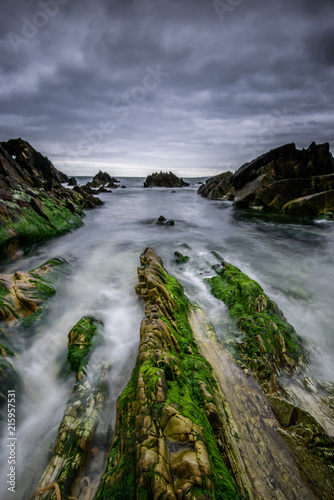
32, 316, 110, 500
144, 171, 189, 188
0, 258, 67, 433
205, 253, 334, 498
0, 139, 102, 262
198, 142, 334, 217
96, 248, 249, 500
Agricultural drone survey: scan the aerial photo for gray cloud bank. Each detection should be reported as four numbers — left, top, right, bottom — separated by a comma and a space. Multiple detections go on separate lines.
0, 0, 333, 176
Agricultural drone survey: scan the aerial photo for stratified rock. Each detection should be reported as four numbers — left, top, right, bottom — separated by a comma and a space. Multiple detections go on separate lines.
0, 258, 66, 324
205, 258, 305, 391
206, 252, 334, 498
0, 140, 102, 262
199, 142, 334, 217
144, 171, 189, 188
96, 248, 251, 500
1, 138, 69, 185
32, 317, 110, 500
198, 171, 234, 199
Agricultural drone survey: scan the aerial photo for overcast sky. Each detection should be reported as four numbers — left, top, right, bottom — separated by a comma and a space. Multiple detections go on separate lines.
0, 0, 333, 176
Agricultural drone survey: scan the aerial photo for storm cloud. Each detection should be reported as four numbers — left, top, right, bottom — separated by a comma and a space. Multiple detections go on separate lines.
0, 0, 333, 176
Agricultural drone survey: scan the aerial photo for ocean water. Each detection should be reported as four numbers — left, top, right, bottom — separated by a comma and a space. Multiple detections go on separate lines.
1, 177, 333, 498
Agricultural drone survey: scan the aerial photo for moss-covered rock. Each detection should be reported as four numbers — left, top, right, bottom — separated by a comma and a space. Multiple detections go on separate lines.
205, 260, 305, 391
0, 258, 66, 324
32, 318, 109, 500
67, 316, 104, 379
96, 248, 248, 500
206, 254, 334, 498
174, 251, 189, 265
0, 140, 103, 262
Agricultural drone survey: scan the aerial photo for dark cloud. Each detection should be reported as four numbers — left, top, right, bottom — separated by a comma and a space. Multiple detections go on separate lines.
0, 0, 333, 175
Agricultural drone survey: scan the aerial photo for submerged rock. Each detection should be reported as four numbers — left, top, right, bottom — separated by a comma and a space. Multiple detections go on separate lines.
174, 251, 189, 264
96, 248, 250, 500
144, 171, 189, 188
199, 142, 334, 217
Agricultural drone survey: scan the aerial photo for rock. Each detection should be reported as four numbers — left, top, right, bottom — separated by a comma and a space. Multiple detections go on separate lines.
0, 257, 66, 324
156, 216, 175, 226
144, 171, 189, 188
0, 139, 102, 262
83, 171, 119, 190
198, 171, 234, 200
96, 249, 246, 500
68, 176, 77, 186
199, 142, 334, 217
33, 319, 110, 500
67, 316, 104, 378
174, 251, 189, 264
205, 259, 305, 388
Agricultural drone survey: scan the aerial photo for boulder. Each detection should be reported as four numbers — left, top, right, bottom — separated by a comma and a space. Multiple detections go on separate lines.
144, 171, 189, 188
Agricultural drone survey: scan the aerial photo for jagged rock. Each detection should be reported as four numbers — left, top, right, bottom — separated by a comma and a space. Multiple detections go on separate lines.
96, 248, 251, 500
198, 171, 234, 199
83, 171, 119, 190
0, 139, 102, 262
68, 176, 77, 186
199, 142, 334, 217
144, 171, 189, 188
1, 138, 69, 186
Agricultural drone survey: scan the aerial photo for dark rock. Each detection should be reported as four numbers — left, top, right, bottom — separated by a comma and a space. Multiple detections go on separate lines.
0, 139, 102, 262
68, 176, 77, 186
199, 142, 334, 217
198, 171, 234, 199
157, 215, 166, 224
144, 171, 189, 188
174, 251, 189, 264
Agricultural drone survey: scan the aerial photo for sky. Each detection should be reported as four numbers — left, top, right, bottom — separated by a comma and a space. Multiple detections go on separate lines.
0, 0, 333, 177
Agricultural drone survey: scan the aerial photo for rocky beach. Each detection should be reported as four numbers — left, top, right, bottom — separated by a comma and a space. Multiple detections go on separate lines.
0, 140, 333, 499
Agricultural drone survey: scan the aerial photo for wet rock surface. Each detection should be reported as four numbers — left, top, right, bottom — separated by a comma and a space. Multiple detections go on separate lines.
96, 248, 247, 500
206, 252, 334, 498
144, 171, 189, 188
198, 142, 334, 217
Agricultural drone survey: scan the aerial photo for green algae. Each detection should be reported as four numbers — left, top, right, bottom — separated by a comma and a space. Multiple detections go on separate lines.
67, 316, 103, 377
97, 259, 242, 500
0, 190, 83, 262
205, 261, 304, 382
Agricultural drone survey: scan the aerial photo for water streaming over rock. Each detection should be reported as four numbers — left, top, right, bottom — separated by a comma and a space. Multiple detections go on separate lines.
0, 177, 333, 498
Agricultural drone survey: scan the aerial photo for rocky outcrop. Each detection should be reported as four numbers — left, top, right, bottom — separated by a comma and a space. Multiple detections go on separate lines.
0, 258, 65, 324
96, 248, 250, 500
144, 171, 189, 188
83, 170, 120, 190
198, 171, 234, 200
0, 139, 102, 262
0, 258, 67, 435
206, 253, 334, 498
199, 142, 334, 217
32, 316, 111, 500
